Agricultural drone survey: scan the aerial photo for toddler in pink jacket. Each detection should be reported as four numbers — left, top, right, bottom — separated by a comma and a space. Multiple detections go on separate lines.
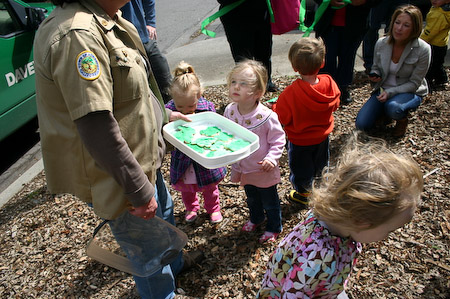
224, 60, 286, 243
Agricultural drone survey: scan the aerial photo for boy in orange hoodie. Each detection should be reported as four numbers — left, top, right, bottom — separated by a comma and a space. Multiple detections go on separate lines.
273, 37, 340, 206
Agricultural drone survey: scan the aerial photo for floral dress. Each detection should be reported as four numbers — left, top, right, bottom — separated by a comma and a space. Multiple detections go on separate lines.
257, 211, 362, 299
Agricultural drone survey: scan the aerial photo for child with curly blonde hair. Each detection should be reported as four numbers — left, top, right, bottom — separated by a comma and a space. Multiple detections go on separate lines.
165, 61, 226, 223
258, 134, 423, 298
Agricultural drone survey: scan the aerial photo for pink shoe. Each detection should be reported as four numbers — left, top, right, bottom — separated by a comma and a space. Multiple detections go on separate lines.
242, 220, 260, 232
210, 211, 223, 224
259, 231, 279, 244
185, 211, 198, 222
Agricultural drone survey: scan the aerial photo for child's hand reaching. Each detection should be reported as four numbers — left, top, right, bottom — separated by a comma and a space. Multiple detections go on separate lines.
169, 111, 192, 122
258, 159, 275, 172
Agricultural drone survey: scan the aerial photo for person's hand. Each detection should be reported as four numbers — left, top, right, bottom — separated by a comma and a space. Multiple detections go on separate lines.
377, 91, 388, 103
331, 0, 345, 6
146, 25, 157, 40
258, 159, 275, 172
350, 0, 367, 6
369, 74, 382, 83
129, 197, 158, 220
169, 111, 192, 122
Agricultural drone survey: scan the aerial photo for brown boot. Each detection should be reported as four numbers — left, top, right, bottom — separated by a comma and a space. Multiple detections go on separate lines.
393, 118, 408, 137
375, 114, 393, 128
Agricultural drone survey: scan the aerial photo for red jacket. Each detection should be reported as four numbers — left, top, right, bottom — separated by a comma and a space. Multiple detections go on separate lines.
273, 74, 340, 146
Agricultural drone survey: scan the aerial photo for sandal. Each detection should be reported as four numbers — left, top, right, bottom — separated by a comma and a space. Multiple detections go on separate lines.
242, 220, 262, 232
259, 231, 279, 244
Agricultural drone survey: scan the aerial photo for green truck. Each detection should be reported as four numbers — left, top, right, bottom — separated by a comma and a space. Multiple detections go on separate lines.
0, 0, 53, 141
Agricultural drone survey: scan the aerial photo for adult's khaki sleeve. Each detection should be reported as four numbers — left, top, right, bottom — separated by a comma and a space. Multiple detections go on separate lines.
75, 111, 155, 208
50, 29, 113, 120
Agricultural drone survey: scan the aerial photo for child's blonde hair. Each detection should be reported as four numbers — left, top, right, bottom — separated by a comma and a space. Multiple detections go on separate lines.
169, 61, 203, 98
227, 59, 268, 97
310, 134, 423, 231
288, 37, 325, 75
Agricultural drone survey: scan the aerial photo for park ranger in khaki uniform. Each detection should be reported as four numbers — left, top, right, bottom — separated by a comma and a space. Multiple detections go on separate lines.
34, 0, 194, 298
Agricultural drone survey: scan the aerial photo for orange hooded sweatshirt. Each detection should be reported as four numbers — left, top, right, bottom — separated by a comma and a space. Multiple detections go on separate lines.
273, 74, 340, 146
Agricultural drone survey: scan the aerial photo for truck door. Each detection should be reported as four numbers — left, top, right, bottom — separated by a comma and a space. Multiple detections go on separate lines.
0, 0, 47, 141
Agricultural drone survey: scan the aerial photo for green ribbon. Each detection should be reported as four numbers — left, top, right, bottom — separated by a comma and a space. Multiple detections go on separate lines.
331, 0, 352, 9
266, 96, 278, 103
266, 0, 275, 23
201, 0, 247, 37
299, 0, 351, 37
201, 0, 351, 38
201, 0, 275, 37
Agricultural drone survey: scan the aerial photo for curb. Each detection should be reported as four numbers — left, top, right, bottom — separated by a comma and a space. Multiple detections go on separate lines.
0, 151, 43, 209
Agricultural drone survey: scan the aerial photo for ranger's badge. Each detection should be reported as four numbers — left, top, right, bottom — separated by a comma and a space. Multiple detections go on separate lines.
76, 50, 100, 80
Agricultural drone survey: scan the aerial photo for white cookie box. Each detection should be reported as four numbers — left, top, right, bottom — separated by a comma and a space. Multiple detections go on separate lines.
163, 112, 260, 169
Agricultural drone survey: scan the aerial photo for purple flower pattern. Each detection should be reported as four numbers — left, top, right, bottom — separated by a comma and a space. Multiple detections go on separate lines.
257, 211, 362, 298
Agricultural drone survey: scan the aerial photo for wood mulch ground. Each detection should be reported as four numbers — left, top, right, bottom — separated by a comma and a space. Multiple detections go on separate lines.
0, 71, 449, 298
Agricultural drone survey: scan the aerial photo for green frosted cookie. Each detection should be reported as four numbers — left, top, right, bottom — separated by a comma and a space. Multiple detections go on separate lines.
216, 131, 234, 142
206, 148, 232, 157
225, 139, 251, 152
186, 144, 205, 153
210, 141, 226, 151
174, 125, 196, 143
192, 137, 216, 148
200, 126, 221, 137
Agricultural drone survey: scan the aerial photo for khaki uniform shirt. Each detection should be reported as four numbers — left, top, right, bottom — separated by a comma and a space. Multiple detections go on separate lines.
34, 0, 167, 219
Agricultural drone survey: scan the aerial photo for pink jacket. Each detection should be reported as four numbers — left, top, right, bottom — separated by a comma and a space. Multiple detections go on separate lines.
224, 102, 286, 188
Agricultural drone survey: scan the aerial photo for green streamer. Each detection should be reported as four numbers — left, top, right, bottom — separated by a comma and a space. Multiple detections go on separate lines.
201, 0, 352, 38
201, 0, 246, 37
300, 0, 351, 37
266, 0, 275, 23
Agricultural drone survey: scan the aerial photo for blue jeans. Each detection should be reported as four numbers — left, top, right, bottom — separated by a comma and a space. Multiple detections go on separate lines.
244, 184, 282, 234
108, 170, 183, 299
355, 91, 422, 131
288, 138, 329, 192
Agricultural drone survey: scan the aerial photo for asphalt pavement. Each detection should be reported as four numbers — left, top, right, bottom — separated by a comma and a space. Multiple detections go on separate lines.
165, 19, 314, 87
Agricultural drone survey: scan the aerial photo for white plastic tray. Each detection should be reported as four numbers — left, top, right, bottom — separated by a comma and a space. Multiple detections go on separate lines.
163, 112, 260, 169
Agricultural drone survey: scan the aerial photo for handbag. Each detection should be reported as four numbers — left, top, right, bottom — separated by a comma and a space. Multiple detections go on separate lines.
269, 0, 301, 35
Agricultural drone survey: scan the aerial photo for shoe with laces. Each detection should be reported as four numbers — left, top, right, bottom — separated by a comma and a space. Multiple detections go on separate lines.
185, 211, 198, 222
259, 231, 279, 244
288, 190, 309, 206
210, 211, 223, 224
241, 220, 262, 232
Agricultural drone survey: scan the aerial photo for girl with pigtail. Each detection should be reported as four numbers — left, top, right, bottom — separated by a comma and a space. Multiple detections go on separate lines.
165, 61, 226, 224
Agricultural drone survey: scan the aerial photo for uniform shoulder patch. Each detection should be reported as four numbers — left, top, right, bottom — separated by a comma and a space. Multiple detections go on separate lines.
76, 50, 101, 80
